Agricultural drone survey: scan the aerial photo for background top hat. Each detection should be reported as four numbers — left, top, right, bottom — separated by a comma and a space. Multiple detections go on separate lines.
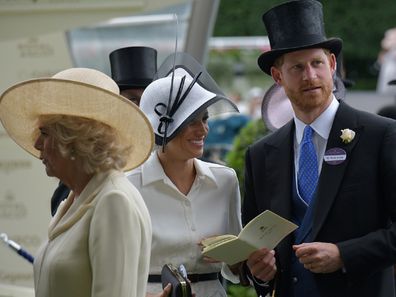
258, 0, 343, 75
336, 52, 354, 88
109, 46, 157, 90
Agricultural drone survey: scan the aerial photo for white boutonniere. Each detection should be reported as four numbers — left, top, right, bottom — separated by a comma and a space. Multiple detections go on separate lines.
340, 128, 355, 144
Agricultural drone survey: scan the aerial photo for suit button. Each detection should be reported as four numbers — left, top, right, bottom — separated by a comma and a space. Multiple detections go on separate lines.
292, 277, 298, 283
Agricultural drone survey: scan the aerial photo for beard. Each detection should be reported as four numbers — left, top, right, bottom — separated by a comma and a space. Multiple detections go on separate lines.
284, 78, 334, 113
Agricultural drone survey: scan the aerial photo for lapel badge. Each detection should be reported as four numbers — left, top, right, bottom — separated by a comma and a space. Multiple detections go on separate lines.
324, 147, 347, 165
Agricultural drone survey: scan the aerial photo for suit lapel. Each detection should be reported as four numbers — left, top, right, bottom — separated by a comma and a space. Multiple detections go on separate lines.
311, 102, 362, 240
48, 171, 110, 240
265, 120, 295, 219
263, 121, 295, 263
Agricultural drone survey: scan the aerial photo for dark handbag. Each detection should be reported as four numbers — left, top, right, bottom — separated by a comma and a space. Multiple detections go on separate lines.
161, 264, 192, 297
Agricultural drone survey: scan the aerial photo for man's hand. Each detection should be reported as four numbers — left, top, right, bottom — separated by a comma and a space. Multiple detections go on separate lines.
293, 242, 344, 273
246, 248, 277, 282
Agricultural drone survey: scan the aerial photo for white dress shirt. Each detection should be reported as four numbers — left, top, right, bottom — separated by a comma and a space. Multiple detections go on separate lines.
128, 152, 242, 297
294, 96, 340, 203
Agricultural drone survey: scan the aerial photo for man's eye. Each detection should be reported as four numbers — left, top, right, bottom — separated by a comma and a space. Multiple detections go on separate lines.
292, 65, 302, 70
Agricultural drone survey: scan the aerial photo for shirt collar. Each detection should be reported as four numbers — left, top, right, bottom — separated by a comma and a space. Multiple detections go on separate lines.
141, 152, 218, 187
141, 152, 166, 186
193, 158, 218, 186
294, 95, 339, 144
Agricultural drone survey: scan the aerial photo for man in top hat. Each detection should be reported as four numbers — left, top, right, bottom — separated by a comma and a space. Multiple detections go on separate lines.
241, 1, 396, 297
261, 52, 354, 132
50, 46, 157, 216
109, 46, 157, 106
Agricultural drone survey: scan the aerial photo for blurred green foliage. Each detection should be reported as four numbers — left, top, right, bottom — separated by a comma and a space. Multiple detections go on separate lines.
213, 0, 396, 90
227, 283, 258, 297
226, 119, 269, 197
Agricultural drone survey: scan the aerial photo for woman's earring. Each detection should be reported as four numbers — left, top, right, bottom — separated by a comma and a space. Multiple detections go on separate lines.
70, 149, 76, 161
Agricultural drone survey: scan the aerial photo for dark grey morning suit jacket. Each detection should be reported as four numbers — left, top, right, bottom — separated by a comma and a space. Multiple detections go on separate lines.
243, 101, 396, 297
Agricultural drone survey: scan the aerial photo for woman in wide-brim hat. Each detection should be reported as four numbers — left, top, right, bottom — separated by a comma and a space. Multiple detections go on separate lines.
0, 67, 154, 297
50, 46, 158, 216
128, 53, 243, 297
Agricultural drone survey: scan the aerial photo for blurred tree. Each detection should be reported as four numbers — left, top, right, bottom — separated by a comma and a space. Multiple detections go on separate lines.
226, 119, 269, 196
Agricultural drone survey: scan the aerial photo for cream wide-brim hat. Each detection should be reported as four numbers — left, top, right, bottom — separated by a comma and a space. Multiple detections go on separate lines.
0, 68, 154, 171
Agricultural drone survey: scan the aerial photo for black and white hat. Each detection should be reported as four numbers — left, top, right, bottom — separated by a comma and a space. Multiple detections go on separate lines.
140, 52, 238, 147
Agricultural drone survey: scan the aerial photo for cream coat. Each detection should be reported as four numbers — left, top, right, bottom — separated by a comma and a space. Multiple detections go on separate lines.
33, 170, 152, 297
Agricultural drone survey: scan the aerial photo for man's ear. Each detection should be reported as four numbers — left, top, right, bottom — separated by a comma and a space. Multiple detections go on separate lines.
271, 66, 282, 85
329, 53, 337, 76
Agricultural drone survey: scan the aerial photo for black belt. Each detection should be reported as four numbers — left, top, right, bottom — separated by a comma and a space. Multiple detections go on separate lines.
148, 272, 219, 283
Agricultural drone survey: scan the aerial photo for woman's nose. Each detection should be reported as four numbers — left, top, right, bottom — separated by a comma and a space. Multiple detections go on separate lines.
34, 135, 43, 150
199, 121, 209, 134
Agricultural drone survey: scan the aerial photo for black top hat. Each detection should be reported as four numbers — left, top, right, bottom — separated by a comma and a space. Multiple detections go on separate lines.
109, 46, 157, 90
258, 0, 343, 75
336, 52, 354, 88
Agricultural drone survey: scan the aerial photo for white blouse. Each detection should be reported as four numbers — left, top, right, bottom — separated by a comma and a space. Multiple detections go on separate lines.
127, 153, 242, 297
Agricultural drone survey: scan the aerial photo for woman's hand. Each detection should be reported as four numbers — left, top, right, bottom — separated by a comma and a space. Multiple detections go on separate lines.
198, 238, 221, 263
146, 284, 196, 297
146, 283, 172, 297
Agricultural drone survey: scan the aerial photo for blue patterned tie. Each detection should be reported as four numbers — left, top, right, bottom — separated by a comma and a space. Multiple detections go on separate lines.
298, 126, 318, 204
